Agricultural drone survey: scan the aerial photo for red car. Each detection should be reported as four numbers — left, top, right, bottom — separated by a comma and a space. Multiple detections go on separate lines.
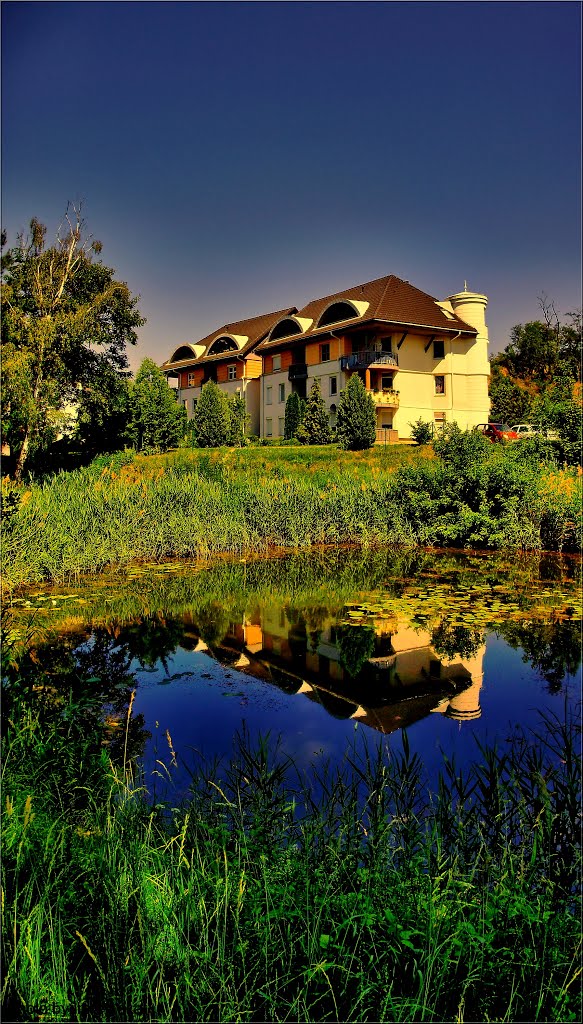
475, 423, 519, 442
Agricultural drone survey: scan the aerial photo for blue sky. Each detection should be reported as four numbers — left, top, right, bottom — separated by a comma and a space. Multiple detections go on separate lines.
2, 1, 581, 369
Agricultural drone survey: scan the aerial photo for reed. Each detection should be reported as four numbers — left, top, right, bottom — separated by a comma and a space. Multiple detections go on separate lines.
2, 446, 581, 589
2, 667, 580, 1023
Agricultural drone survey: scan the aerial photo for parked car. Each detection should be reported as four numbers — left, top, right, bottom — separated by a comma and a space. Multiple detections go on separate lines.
511, 423, 561, 441
475, 423, 519, 442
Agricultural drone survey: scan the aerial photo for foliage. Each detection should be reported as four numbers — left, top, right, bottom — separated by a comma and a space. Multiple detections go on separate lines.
74, 360, 131, 455
284, 391, 303, 439
489, 364, 532, 425
409, 417, 433, 445
336, 373, 377, 451
296, 379, 332, 445
1, 208, 144, 479
192, 380, 230, 448
1, 640, 580, 1024
226, 393, 249, 447
336, 623, 376, 677
127, 358, 187, 452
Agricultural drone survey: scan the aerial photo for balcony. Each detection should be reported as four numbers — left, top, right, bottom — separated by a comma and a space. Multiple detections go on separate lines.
288, 362, 308, 381
340, 350, 398, 371
370, 389, 400, 408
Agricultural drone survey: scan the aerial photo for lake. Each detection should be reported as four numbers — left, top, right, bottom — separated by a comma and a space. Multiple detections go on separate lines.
9, 546, 581, 799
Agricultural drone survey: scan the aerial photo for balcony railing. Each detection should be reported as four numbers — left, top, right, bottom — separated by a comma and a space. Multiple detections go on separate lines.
370, 389, 400, 407
340, 350, 398, 371
288, 363, 308, 381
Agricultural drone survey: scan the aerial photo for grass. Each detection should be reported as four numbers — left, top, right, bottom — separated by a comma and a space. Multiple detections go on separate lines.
2, 442, 581, 590
1, 659, 581, 1023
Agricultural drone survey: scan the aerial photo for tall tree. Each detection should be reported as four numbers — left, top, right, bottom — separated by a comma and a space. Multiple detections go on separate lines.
227, 393, 249, 447
284, 391, 302, 439
296, 378, 332, 445
128, 358, 186, 451
488, 365, 532, 425
192, 380, 230, 447
1, 207, 144, 478
336, 373, 376, 450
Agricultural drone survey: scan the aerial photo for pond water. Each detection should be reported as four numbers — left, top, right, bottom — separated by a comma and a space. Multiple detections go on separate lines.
10, 547, 581, 798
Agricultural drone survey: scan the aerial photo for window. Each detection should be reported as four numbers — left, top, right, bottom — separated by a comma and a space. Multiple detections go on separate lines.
279, 383, 285, 403
433, 340, 445, 359
320, 343, 330, 362
266, 418, 273, 437
228, 364, 237, 380
266, 386, 273, 405
381, 375, 393, 390
434, 375, 445, 395
381, 336, 393, 354
188, 373, 196, 387
272, 354, 281, 371
329, 376, 337, 396
278, 417, 285, 435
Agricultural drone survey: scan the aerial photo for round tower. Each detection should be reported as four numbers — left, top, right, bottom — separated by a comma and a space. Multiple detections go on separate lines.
446, 286, 489, 339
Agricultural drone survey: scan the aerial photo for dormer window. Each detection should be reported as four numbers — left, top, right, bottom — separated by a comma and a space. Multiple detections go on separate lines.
208, 336, 238, 355
317, 299, 369, 329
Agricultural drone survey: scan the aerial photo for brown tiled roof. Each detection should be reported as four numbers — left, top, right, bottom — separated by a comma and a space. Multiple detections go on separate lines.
162, 307, 295, 369
257, 275, 475, 351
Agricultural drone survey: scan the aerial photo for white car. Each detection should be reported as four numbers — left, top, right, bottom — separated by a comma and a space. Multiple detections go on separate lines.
511, 423, 561, 441
511, 423, 540, 438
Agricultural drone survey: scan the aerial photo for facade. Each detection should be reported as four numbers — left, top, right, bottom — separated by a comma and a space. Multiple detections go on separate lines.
162, 274, 490, 440
161, 307, 294, 436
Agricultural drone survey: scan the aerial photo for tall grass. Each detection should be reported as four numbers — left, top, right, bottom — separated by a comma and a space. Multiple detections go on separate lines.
2, 662, 581, 1023
2, 444, 581, 589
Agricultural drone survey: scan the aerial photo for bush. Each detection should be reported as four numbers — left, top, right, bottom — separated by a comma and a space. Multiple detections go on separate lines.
409, 418, 433, 445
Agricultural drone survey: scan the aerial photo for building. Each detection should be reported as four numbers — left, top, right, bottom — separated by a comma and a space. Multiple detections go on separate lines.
162, 274, 490, 440
162, 307, 294, 436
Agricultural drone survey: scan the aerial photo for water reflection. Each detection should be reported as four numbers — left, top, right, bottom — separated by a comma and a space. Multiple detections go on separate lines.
6, 549, 581, 782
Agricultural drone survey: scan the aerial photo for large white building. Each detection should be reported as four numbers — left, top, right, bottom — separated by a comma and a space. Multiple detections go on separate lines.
162, 274, 490, 440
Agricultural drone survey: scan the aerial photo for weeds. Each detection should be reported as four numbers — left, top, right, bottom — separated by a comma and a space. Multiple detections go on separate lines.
1, 658, 580, 1023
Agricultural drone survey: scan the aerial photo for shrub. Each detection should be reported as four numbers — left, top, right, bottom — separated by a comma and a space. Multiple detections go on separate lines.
409, 418, 433, 445
284, 392, 303, 439
336, 374, 376, 450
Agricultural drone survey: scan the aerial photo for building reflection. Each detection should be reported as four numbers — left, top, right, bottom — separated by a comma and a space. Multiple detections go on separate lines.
180, 604, 485, 735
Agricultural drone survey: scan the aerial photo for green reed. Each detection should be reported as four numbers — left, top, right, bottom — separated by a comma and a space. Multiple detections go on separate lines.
2, 446, 580, 589
2, 666, 580, 1023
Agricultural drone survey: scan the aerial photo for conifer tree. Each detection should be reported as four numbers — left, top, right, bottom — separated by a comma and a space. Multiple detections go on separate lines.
227, 393, 249, 446
284, 391, 302, 439
296, 378, 332, 444
336, 373, 376, 450
192, 380, 230, 447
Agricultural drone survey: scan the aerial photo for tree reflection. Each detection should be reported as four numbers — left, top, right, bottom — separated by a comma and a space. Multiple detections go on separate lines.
498, 618, 581, 693
337, 624, 377, 678
430, 620, 483, 660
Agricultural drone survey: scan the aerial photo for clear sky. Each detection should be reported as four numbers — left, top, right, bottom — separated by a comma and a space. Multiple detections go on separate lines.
2, 1, 581, 369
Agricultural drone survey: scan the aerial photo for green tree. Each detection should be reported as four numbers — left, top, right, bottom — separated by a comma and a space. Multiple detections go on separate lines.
192, 380, 230, 447
1, 208, 144, 479
128, 358, 186, 451
336, 373, 376, 450
488, 365, 532, 425
284, 392, 302, 439
227, 393, 249, 447
74, 360, 131, 456
296, 378, 332, 445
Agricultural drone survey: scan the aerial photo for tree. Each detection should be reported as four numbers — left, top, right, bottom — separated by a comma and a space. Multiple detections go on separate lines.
284, 391, 302, 439
74, 360, 131, 456
335, 373, 376, 450
227, 393, 249, 446
128, 358, 187, 451
488, 365, 532, 425
1, 207, 144, 479
192, 380, 230, 447
296, 378, 332, 445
